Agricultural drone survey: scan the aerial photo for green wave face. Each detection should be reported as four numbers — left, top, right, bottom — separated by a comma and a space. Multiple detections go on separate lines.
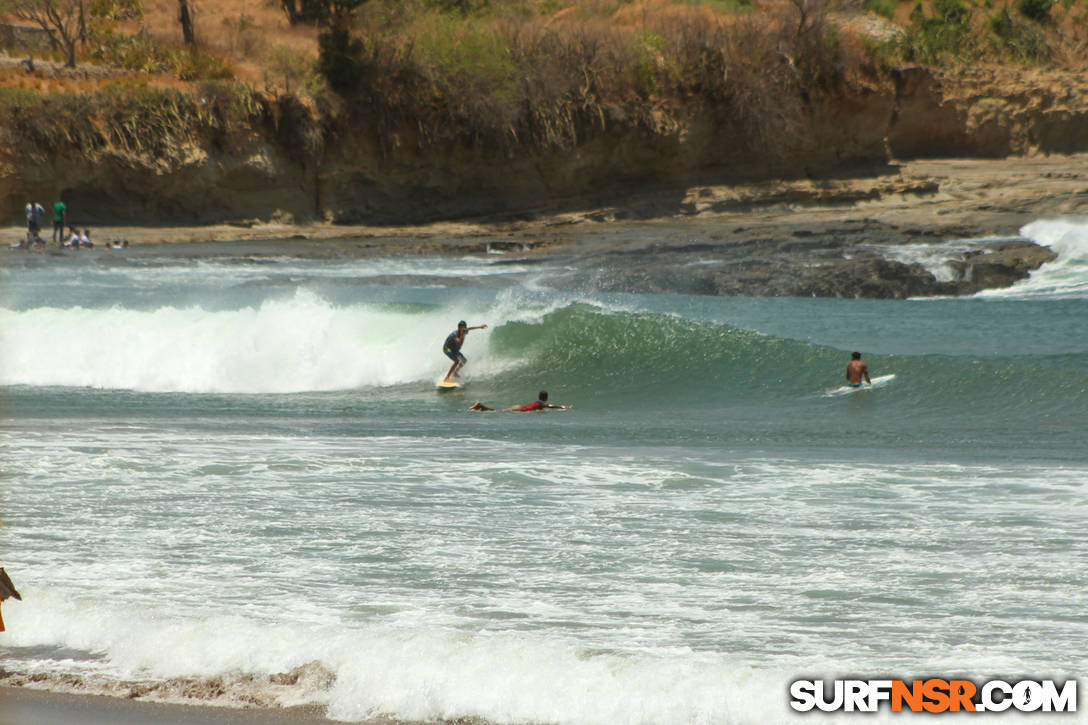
486, 303, 861, 410
485, 303, 1088, 424
491, 304, 787, 395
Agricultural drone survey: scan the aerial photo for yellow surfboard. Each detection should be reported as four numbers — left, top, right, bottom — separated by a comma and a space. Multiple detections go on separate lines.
436, 379, 461, 391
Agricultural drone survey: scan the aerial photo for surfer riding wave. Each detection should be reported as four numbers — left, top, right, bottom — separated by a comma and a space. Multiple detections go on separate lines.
442, 320, 487, 383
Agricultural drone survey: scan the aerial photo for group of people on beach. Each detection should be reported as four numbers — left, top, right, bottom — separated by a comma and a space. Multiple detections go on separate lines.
17, 200, 50, 248
12, 199, 128, 251
20, 198, 68, 248
441, 320, 572, 412
63, 226, 95, 250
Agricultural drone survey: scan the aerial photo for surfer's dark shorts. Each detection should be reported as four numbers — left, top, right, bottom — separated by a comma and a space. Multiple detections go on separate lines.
444, 348, 465, 363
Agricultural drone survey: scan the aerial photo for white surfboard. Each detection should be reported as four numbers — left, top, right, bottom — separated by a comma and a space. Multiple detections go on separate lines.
824, 373, 896, 397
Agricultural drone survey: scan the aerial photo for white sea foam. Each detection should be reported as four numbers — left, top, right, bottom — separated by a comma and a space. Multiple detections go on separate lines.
4, 424, 1088, 723
61, 255, 531, 287
976, 217, 1088, 298
3, 564, 1082, 724
4, 247, 1087, 724
863, 219, 1088, 296
0, 289, 522, 392
861, 242, 956, 277
0, 591, 789, 724
868, 237, 1018, 282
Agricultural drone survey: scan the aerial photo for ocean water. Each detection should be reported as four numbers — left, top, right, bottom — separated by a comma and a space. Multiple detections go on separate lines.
1, 218, 1087, 724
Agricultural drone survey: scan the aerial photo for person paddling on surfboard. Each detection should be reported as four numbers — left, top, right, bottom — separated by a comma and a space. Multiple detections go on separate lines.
504, 391, 571, 412
443, 320, 487, 382
468, 391, 571, 412
846, 352, 872, 388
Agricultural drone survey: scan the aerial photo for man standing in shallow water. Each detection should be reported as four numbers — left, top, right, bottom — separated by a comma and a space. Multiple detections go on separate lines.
52, 198, 67, 248
846, 351, 872, 387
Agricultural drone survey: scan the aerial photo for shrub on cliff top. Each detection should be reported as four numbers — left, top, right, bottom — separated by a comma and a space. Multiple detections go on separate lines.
989, 8, 1051, 61
317, 28, 365, 93
894, 0, 1064, 63
318, 0, 854, 154
90, 28, 235, 81
862, 0, 897, 18
896, 0, 977, 62
1016, 0, 1053, 20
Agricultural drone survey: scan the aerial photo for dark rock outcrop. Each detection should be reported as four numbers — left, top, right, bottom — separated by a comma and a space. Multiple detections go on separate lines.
946, 241, 1058, 289
557, 221, 1057, 298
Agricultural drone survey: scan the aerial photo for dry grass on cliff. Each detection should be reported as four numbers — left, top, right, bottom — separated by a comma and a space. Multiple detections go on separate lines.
2, 0, 1085, 159
3, 0, 1086, 97
122, 0, 1088, 85
0, 0, 319, 92
329, 0, 865, 154
0, 80, 266, 161
137, 0, 320, 87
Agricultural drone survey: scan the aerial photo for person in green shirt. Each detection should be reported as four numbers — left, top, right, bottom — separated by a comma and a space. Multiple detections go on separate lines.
52, 199, 67, 247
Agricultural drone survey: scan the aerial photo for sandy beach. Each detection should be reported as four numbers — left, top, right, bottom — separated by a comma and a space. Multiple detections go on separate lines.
0, 686, 338, 725
9, 155, 1088, 259
8, 155, 1085, 298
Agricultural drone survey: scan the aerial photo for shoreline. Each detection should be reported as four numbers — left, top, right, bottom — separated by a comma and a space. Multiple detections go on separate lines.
0, 685, 337, 725
8, 155, 1087, 255
3, 156, 1086, 298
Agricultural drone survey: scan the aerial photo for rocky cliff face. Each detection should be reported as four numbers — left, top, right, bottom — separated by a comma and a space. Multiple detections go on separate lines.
0, 128, 314, 226
2, 66, 1087, 228
889, 67, 1088, 158
316, 86, 897, 226
317, 65, 1088, 225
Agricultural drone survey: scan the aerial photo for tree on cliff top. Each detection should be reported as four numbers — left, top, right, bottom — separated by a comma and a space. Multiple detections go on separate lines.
311, 0, 370, 92
178, 0, 195, 46
1, 0, 85, 67
281, 0, 368, 26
